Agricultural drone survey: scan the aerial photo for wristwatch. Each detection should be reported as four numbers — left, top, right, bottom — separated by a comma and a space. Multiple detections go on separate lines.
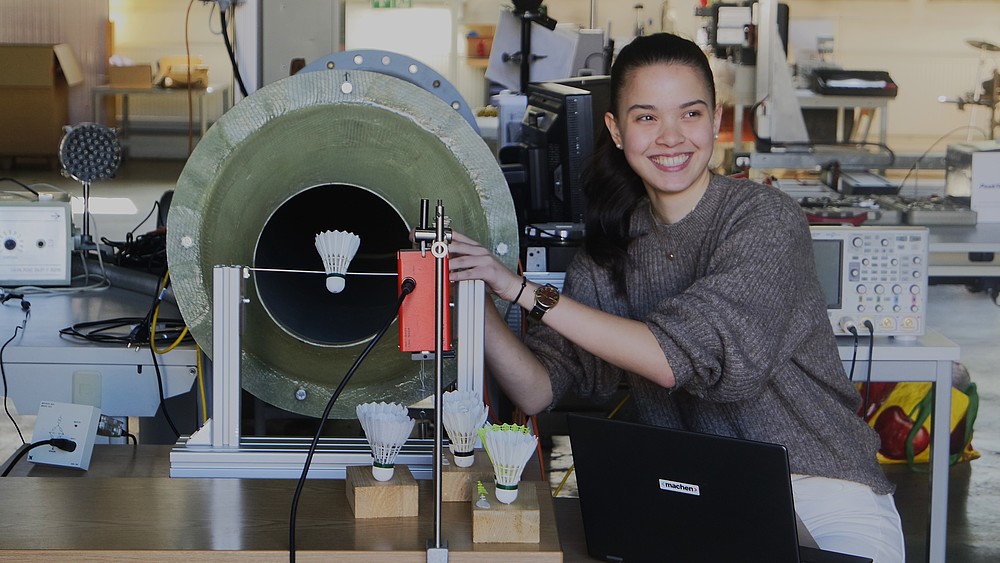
529, 283, 560, 321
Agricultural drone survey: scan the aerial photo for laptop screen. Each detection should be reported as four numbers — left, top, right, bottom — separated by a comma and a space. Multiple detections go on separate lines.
567, 414, 804, 563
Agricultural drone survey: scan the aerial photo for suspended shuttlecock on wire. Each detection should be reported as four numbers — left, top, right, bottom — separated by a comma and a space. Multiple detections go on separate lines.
478, 423, 538, 504
315, 229, 361, 293
356, 401, 415, 482
442, 390, 489, 468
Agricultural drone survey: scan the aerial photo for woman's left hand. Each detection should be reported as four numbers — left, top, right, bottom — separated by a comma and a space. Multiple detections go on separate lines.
448, 231, 523, 301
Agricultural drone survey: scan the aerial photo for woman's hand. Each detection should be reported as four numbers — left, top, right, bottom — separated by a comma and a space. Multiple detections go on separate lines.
448, 231, 523, 301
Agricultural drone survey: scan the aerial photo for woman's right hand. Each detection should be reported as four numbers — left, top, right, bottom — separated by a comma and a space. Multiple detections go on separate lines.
448, 231, 524, 301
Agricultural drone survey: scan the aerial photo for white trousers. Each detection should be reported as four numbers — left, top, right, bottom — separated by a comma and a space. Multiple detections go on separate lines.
792, 474, 905, 563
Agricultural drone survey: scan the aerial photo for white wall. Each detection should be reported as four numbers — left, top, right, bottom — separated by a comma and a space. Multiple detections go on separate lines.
109, 0, 233, 101
785, 0, 1000, 150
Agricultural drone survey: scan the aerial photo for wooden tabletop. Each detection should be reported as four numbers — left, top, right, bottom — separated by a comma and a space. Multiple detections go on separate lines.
0, 445, 584, 562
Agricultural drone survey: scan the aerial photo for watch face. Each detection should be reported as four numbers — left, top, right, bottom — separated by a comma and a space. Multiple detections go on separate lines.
536, 284, 560, 308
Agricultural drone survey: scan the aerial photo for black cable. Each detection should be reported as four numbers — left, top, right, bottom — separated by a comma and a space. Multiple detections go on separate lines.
149, 341, 181, 439
1, 303, 30, 444
524, 223, 563, 238
896, 125, 988, 192
220, 8, 248, 98
127, 433, 138, 445
846, 324, 859, 385
862, 320, 875, 419
1, 438, 76, 477
0, 177, 40, 198
289, 277, 417, 563
149, 348, 178, 439
144, 278, 181, 439
59, 317, 189, 345
127, 201, 160, 239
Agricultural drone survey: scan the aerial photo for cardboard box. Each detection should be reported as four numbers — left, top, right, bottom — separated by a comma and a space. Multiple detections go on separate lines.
0, 44, 83, 158
154, 55, 209, 88
971, 150, 1000, 223
108, 64, 153, 88
946, 142, 1000, 223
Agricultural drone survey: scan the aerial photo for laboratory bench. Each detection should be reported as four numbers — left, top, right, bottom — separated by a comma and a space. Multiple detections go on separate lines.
0, 285, 198, 422
91, 83, 232, 158
928, 223, 1000, 280
0, 444, 569, 562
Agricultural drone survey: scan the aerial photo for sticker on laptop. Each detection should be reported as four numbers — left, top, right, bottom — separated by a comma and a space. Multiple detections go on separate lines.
659, 478, 701, 496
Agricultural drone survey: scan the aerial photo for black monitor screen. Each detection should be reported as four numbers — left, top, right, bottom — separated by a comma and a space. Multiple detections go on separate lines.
521, 81, 595, 224
812, 239, 843, 309
545, 75, 611, 145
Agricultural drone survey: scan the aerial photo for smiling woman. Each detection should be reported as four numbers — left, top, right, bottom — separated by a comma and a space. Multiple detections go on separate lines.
446, 33, 906, 562
603, 62, 723, 224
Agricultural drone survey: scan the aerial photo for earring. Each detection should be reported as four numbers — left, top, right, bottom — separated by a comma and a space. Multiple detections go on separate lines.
713, 134, 719, 140
615, 143, 622, 150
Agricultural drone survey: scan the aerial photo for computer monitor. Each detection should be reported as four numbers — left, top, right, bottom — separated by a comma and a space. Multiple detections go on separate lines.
519, 81, 595, 225
544, 75, 611, 146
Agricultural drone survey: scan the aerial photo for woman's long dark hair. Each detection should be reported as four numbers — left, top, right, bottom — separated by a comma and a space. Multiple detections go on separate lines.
582, 33, 717, 294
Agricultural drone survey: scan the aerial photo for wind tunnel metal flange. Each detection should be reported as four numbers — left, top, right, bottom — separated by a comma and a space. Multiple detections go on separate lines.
166, 68, 518, 419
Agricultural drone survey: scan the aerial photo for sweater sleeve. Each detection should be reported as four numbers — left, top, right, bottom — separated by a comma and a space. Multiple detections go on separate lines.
525, 255, 628, 408
645, 186, 833, 402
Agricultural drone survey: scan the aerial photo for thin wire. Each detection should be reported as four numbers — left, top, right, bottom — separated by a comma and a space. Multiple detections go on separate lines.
848, 330, 859, 383
897, 125, 989, 194
862, 322, 876, 419
2, 243, 113, 298
529, 414, 546, 480
0, 177, 39, 197
249, 267, 396, 276
127, 200, 160, 238
149, 342, 181, 438
220, 7, 249, 98
185, 0, 197, 156
150, 272, 191, 354
196, 344, 207, 425
288, 284, 414, 562
1, 311, 29, 445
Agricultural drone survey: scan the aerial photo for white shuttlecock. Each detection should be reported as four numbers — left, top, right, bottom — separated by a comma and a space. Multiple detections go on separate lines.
315, 230, 361, 293
356, 401, 415, 482
442, 390, 489, 468
478, 423, 538, 504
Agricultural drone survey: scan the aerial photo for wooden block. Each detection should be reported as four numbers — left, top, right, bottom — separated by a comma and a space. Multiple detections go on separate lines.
442, 449, 491, 502
472, 481, 540, 543
345, 464, 419, 519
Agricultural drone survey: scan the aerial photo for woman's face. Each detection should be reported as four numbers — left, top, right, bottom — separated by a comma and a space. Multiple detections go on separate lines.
605, 63, 722, 202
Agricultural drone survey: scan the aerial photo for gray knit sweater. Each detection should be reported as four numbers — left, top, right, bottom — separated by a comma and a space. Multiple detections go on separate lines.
528, 174, 893, 495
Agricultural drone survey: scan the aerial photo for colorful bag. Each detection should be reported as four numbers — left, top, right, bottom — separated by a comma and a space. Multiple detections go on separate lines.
857, 380, 979, 466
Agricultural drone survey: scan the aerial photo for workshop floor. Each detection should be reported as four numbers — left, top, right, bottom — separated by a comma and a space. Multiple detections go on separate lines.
1, 158, 999, 562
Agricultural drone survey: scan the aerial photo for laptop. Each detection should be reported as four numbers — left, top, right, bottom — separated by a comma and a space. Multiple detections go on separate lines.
566, 414, 873, 563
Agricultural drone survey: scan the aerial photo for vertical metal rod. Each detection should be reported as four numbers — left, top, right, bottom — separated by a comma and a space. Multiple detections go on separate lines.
433, 200, 446, 549
420, 199, 431, 253
81, 181, 92, 246
519, 13, 532, 94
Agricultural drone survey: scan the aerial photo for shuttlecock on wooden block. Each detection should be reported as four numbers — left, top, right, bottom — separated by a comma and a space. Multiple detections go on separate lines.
315, 230, 361, 293
478, 423, 538, 504
442, 390, 489, 468
356, 401, 415, 482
